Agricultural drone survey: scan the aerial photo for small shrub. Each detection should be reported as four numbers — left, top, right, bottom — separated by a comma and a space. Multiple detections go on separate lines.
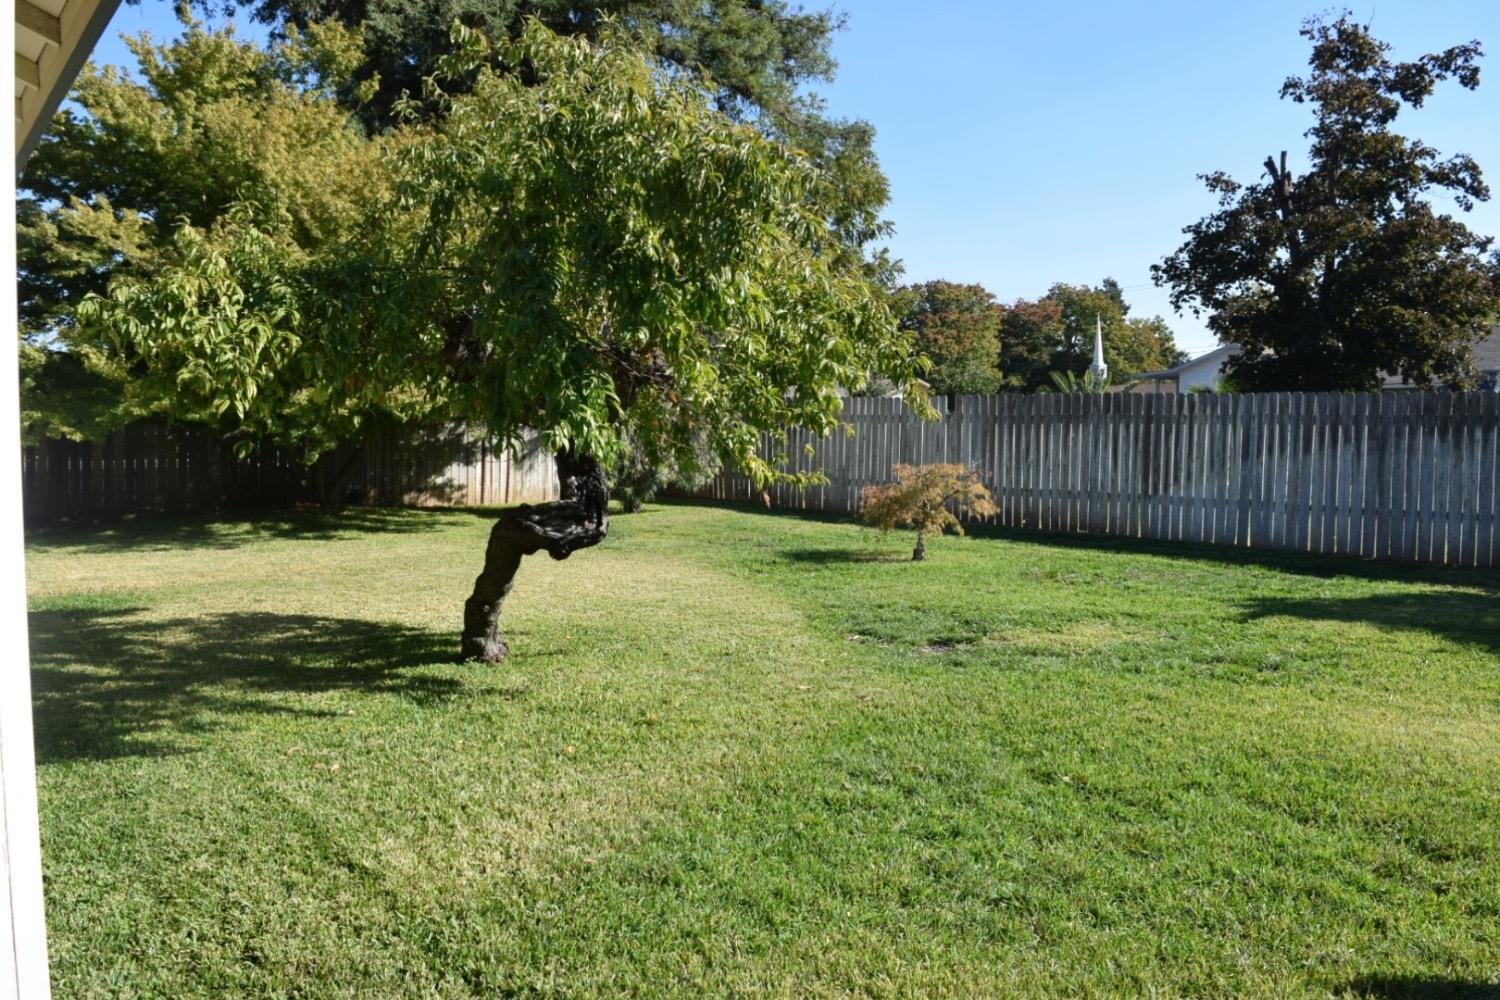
1041, 369, 1137, 394
611, 428, 719, 513
858, 463, 997, 561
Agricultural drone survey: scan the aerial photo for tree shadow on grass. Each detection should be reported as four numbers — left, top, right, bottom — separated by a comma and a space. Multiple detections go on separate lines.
28, 609, 472, 764
781, 548, 908, 565
1243, 591, 1500, 656
25, 506, 484, 555
1345, 976, 1499, 999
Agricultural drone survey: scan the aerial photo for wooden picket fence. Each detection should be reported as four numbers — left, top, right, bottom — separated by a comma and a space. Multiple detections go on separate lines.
688, 392, 1500, 568
21, 422, 559, 524
25, 394, 1500, 566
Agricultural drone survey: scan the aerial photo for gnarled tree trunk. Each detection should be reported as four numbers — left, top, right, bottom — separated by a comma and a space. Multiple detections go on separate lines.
459, 450, 609, 662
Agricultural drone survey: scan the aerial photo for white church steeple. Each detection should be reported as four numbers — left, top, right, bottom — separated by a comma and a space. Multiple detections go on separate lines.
1088, 314, 1108, 383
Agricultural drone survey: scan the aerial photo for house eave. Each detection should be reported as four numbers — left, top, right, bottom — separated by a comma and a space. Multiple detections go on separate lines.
15, 0, 124, 175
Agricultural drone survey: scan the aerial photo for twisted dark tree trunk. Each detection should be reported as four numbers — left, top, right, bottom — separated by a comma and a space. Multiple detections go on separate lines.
459, 450, 610, 662
912, 531, 927, 562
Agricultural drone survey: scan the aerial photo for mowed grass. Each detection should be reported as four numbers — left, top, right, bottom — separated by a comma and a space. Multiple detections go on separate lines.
24, 501, 1500, 999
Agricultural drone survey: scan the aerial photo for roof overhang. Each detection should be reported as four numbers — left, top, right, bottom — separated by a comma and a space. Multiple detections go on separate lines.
1136, 343, 1237, 381
15, 0, 123, 175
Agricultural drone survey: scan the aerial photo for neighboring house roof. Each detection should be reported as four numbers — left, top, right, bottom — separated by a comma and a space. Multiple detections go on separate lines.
1136, 327, 1500, 391
1473, 327, 1500, 371
836, 377, 930, 399
1382, 324, 1500, 390
1136, 344, 1237, 382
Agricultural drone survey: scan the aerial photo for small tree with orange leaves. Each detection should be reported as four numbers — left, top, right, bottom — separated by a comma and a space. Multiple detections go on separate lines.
858, 463, 997, 561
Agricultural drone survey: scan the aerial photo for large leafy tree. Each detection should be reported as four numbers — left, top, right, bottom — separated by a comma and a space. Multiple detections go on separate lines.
77, 22, 926, 660
1153, 13, 1500, 391
210, 0, 839, 127
198, 0, 895, 277
23, 0, 895, 437
17, 23, 397, 443
891, 280, 1007, 395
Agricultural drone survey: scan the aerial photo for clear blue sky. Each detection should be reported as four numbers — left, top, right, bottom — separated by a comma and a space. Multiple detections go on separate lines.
92, 0, 1500, 357
817, 1, 1500, 355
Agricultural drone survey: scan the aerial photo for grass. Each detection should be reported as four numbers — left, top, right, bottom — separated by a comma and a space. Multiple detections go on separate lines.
24, 500, 1500, 999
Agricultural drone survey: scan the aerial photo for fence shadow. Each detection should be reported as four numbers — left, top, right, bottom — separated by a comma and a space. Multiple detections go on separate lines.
28, 609, 472, 763
659, 498, 1500, 593
955, 522, 1500, 592
1242, 591, 1500, 656
678, 391, 1500, 570
1344, 976, 1500, 999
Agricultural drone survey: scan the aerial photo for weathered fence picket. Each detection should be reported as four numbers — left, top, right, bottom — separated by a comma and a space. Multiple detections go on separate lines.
683, 391, 1500, 568
22, 392, 1500, 567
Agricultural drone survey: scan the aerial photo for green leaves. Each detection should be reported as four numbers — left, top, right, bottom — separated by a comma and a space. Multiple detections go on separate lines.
1153, 14, 1499, 391
364, 21, 923, 476
19, 19, 396, 444
893, 280, 1006, 396
73, 22, 922, 482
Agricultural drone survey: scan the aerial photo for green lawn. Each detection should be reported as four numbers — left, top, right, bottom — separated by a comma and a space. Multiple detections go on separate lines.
24, 501, 1500, 998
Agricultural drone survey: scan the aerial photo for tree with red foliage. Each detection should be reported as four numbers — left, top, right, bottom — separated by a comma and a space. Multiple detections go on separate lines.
858, 463, 997, 561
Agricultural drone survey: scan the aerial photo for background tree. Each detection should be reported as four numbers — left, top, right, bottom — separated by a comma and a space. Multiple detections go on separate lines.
891, 280, 1007, 395
1041, 282, 1182, 383
208, 0, 835, 127
76, 22, 927, 661
191, 0, 895, 280
611, 426, 719, 513
1153, 13, 1500, 391
996, 295, 1063, 391
998, 283, 1181, 391
17, 23, 401, 447
858, 463, 996, 561
1122, 316, 1183, 372
1100, 276, 1128, 313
